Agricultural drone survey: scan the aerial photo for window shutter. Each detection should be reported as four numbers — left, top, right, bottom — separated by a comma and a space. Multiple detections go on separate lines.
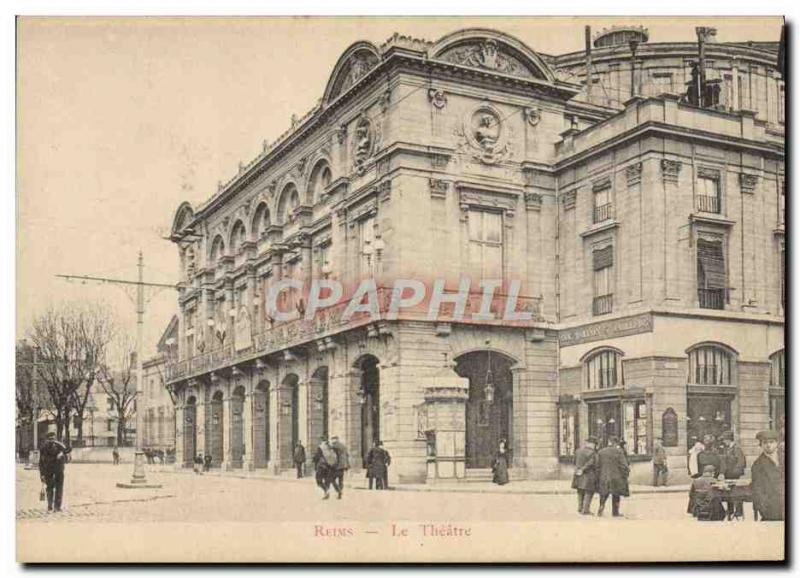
593, 245, 613, 270
697, 240, 726, 288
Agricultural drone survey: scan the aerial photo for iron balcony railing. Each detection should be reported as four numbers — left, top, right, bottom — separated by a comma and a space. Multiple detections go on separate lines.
698, 287, 726, 310
696, 194, 721, 214
592, 294, 613, 316
593, 203, 614, 224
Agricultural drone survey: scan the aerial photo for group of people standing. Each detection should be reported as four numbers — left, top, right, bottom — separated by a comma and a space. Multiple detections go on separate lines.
571, 436, 631, 517
192, 453, 213, 474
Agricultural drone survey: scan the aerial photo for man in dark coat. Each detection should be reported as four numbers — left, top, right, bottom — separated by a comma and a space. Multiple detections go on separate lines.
652, 438, 668, 486
366, 440, 391, 490
572, 436, 598, 515
329, 435, 350, 500
312, 436, 336, 499
719, 430, 746, 519
38, 431, 71, 512
751, 430, 784, 521
696, 434, 722, 477
596, 437, 630, 517
293, 440, 306, 479
203, 453, 212, 472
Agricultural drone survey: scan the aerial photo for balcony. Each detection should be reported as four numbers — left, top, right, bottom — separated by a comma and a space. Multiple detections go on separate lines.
592, 294, 613, 316
593, 203, 614, 224
698, 288, 726, 310
696, 194, 720, 214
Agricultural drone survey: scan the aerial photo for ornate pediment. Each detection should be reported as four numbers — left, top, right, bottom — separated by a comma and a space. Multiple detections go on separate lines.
439, 40, 538, 79
324, 43, 381, 104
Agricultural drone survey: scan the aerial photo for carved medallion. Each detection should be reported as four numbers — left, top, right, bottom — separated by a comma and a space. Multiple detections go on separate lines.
428, 88, 447, 109
524, 106, 541, 126
456, 105, 512, 165
352, 115, 374, 175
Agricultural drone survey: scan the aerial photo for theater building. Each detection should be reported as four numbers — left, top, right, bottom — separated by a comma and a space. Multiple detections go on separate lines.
166, 26, 784, 484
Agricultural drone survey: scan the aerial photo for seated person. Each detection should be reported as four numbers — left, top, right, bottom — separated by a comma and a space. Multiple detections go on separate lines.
688, 465, 726, 521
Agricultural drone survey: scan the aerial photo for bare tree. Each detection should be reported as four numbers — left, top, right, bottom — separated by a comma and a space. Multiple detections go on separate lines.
15, 340, 49, 456
96, 335, 138, 446
27, 302, 115, 444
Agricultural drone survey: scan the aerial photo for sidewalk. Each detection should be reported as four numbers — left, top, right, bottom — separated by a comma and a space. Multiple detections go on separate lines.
161, 466, 689, 495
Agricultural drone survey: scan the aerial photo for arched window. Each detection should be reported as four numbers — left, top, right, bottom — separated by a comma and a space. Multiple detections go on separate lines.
251, 203, 270, 241
309, 161, 332, 204
230, 220, 246, 255
277, 184, 300, 224
209, 236, 225, 268
584, 348, 624, 390
770, 350, 785, 388
688, 344, 734, 385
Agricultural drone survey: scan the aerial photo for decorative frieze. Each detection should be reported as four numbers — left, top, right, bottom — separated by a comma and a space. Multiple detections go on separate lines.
626, 162, 642, 187
740, 173, 758, 194
592, 176, 612, 192
661, 159, 682, 183
429, 178, 450, 199
430, 153, 450, 170
697, 166, 721, 180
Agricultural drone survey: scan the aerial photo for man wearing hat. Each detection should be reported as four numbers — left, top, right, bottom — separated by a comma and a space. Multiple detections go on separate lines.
751, 430, 784, 521
596, 436, 630, 517
652, 437, 668, 487
366, 440, 391, 490
720, 430, 746, 519
571, 436, 599, 515
329, 435, 350, 499
38, 431, 72, 512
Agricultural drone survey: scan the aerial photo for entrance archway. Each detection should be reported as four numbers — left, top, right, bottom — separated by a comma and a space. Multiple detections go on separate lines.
358, 355, 380, 466
253, 381, 270, 468
208, 390, 224, 468
183, 396, 197, 467
455, 350, 514, 469
280, 374, 299, 468
231, 386, 245, 468
309, 367, 329, 447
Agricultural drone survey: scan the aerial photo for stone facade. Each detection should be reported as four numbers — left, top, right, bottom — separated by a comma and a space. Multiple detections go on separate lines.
166, 27, 784, 484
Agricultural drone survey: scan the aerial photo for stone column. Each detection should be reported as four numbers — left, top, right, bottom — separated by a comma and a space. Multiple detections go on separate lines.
174, 404, 185, 468
221, 393, 233, 471
195, 399, 207, 457
268, 385, 280, 474
423, 367, 469, 482
731, 57, 740, 112
243, 389, 255, 471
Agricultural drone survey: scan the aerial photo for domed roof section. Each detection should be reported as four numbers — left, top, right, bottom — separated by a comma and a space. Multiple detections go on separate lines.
430, 28, 557, 83
322, 41, 381, 106
593, 26, 649, 49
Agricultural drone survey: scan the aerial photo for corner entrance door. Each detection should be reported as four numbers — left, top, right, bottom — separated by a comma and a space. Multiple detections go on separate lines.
359, 356, 380, 466
456, 351, 513, 469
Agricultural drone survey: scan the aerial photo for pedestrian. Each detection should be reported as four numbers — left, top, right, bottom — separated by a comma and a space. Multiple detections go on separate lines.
719, 430, 746, 519
329, 435, 350, 500
38, 431, 71, 513
293, 440, 306, 479
751, 430, 784, 521
312, 436, 337, 499
193, 453, 203, 474
571, 436, 599, 515
696, 434, 722, 478
203, 453, 212, 472
652, 437, 668, 486
112, 445, 120, 466
366, 440, 391, 490
687, 465, 726, 520
687, 437, 705, 478
491, 438, 510, 486
596, 436, 630, 517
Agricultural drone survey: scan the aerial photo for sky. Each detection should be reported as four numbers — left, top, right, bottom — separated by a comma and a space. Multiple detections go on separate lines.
15, 16, 783, 358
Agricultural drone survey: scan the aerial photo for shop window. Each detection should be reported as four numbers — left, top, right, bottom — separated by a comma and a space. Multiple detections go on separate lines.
769, 349, 785, 432
558, 402, 579, 459
623, 399, 648, 455
686, 395, 732, 447
688, 344, 734, 385
584, 348, 623, 390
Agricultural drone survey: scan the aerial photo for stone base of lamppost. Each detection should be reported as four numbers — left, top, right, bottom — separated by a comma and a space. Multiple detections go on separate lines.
116, 450, 162, 489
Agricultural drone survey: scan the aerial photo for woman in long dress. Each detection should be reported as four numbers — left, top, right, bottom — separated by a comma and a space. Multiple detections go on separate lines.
492, 439, 510, 485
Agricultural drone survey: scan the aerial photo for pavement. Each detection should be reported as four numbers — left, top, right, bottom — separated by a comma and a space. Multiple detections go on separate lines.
16, 464, 783, 563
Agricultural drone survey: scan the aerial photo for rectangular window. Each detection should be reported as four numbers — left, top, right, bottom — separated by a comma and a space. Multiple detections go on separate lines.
623, 399, 648, 456
697, 239, 726, 309
593, 187, 612, 223
558, 404, 579, 459
107, 397, 114, 412
778, 84, 785, 124
592, 245, 614, 315
107, 419, 113, 432
468, 209, 504, 282
651, 71, 674, 95
779, 181, 785, 226
588, 400, 621, 447
697, 176, 721, 213
687, 395, 732, 447
316, 243, 331, 279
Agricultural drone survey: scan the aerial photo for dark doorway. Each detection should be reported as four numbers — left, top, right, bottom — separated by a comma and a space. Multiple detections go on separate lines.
231, 386, 245, 468
309, 367, 329, 447
208, 390, 224, 467
455, 351, 514, 469
687, 394, 733, 447
359, 356, 380, 466
253, 381, 270, 467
